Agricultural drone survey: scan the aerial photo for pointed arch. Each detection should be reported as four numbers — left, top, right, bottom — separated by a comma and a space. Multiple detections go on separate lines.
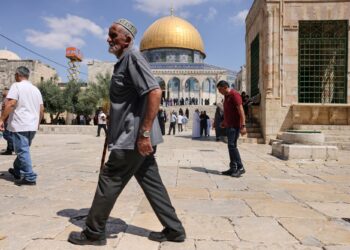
168, 77, 181, 99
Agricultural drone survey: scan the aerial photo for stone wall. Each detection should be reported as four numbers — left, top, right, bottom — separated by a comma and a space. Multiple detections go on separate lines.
0, 59, 57, 89
246, 0, 350, 143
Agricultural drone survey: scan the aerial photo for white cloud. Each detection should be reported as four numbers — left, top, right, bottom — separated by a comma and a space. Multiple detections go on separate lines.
133, 0, 207, 16
205, 7, 217, 21
229, 9, 248, 25
26, 14, 105, 50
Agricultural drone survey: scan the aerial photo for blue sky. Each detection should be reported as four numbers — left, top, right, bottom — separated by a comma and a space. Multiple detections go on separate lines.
0, 0, 254, 82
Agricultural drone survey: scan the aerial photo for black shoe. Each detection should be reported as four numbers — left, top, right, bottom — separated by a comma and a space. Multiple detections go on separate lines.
239, 168, 246, 175
1, 150, 12, 155
68, 231, 106, 246
148, 228, 186, 243
231, 168, 242, 178
14, 178, 36, 186
8, 168, 20, 180
221, 169, 233, 176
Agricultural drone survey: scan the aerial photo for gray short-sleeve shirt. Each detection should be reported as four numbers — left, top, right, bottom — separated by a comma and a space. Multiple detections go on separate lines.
108, 47, 163, 150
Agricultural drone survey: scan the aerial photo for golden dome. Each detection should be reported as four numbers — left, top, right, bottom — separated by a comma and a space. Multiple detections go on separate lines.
140, 15, 205, 56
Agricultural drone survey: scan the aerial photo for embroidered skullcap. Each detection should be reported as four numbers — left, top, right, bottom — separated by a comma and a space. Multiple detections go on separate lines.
114, 18, 137, 38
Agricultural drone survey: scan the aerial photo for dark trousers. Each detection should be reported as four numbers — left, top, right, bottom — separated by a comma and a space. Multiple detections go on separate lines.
168, 122, 176, 135
97, 124, 107, 136
200, 123, 207, 136
226, 128, 244, 170
84, 148, 184, 240
177, 124, 183, 132
159, 121, 165, 135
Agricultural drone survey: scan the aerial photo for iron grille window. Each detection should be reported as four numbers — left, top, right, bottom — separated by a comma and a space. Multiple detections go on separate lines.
298, 20, 348, 103
250, 35, 260, 97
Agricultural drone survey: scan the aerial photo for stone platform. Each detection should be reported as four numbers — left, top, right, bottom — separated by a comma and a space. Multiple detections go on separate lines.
0, 131, 350, 249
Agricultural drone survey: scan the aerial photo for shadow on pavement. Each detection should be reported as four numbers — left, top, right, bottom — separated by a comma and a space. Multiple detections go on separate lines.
57, 208, 151, 238
180, 166, 222, 175
0, 171, 15, 182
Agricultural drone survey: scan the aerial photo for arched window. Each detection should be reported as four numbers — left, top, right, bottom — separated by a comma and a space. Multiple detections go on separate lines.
202, 78, 216, 105
185, 77, 200, 99
168, 77, 180, 99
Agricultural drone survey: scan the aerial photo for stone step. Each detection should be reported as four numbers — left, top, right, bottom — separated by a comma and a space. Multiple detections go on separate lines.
239, 137, 265, 144
325, 135, 350, 142
324, 142, 350, 150
246, 132, 263, 138
246, 128, 261, 133
294, 124, 350, 131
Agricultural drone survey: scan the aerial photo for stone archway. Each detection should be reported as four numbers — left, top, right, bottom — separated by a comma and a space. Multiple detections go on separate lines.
202, 77, 216, 105
168, 77, 181, 100
185, 77, 200, 105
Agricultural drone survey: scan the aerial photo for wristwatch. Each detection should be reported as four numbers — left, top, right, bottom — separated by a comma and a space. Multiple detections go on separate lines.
140, 130, 151, 138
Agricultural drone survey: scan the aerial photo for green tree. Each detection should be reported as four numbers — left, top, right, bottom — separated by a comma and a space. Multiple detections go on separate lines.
38, 80, 65, 124
63, 80, 81, 113
89, 72, 111, 111
75, 87, 99, 116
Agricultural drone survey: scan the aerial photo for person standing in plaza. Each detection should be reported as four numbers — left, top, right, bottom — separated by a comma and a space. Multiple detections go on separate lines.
177, 112, 183, 133
96, 109, 107, 137
192, 109, 200, 138
0, 66, 44, 185
216, 80, 246, 178
0, 87, 14, 155
157, 108, 167, 135
213, 103, 224, 141
167, 111, 177, 135
68, 18, 185, 246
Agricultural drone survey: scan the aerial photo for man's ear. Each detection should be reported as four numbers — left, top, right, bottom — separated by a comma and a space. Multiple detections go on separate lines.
125, 36, 132, 46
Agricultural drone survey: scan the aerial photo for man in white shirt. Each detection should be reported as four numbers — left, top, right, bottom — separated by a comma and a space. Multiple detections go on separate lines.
96, 110, 107, 137
0, 66, 44, 186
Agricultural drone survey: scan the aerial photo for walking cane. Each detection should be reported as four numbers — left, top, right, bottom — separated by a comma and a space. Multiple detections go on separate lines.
100, 136, 108, 170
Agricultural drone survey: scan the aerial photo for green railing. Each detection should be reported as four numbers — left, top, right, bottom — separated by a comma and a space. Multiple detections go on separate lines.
250, 35, 260, 97
298, 20, 348, 103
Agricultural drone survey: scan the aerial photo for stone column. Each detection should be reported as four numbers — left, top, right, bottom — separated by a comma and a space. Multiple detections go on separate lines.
266, 9, 274, 98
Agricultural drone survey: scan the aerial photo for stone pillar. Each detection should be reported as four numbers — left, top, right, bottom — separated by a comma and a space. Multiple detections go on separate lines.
266, 9, 274, 98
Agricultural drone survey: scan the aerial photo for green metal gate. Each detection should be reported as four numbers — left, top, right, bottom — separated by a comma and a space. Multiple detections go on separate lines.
250, 35, 260, 97
298, 20, 348, 103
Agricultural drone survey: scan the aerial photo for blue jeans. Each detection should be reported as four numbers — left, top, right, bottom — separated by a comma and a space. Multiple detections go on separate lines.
3, 128, 14, 151
226, 128, 244, 170
12, 132, 37, 182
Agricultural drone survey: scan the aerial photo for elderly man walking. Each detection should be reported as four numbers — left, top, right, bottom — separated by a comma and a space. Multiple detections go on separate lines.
0, 66, 44, 185
68, 18, 186, 246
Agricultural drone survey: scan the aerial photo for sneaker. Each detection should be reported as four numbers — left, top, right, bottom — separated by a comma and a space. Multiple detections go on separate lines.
148, 228, 186, 243
8, 168, 20, 180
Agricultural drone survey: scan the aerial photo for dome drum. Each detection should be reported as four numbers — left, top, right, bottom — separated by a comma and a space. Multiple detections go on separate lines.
143, 48, 204, 64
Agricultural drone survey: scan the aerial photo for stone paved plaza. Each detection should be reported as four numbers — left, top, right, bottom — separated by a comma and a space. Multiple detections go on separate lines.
0, 131, 350, 250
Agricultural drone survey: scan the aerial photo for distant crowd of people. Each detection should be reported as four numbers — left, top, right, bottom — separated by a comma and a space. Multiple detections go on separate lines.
161, 97, 213, 107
